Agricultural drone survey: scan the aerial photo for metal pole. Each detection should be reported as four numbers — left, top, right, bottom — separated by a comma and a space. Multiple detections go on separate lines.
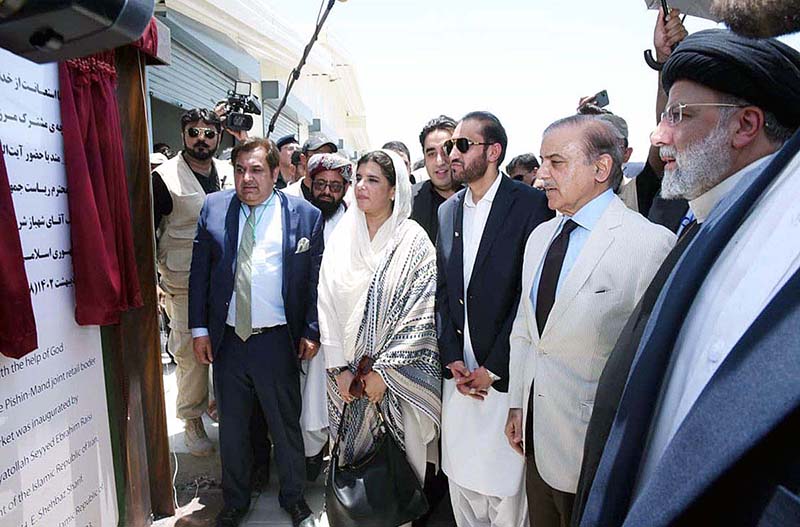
266, 0, 337, 138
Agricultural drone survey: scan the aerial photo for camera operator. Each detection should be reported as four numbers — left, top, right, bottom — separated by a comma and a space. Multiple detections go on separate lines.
284, 133, 338, 201
151, 107, 233, 457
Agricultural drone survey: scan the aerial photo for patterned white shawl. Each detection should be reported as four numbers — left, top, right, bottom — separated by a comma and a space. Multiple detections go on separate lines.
327, 219, 441, 464
317, 150, 441, 464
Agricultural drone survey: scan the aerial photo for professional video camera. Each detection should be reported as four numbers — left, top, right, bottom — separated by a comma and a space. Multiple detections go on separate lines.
221, 81, 262, 132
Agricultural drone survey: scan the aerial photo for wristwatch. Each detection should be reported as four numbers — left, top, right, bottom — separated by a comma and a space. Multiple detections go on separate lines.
327, 366, 348, 376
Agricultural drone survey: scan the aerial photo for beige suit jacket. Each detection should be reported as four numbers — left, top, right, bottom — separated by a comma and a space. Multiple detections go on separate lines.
508, 195, 674, 493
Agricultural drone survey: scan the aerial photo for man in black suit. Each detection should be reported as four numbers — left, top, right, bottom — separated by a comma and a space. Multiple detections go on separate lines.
436, 111, 553, 526
411, 118, 460, 526
576, 28, 800, 527
411, 115, 459, 243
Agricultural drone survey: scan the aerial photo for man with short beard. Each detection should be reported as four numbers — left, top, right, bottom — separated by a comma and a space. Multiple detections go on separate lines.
576, 29, 800, 527
436, 111, 553, 526
412, 115, 460, 243
152, 108, 233, 456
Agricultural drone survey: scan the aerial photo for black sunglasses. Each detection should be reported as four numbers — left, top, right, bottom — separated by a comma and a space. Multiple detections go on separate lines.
443, 137, 493, 155
312, 180, 345, 193
349, 356, 375, 399
187, 127, 217, 139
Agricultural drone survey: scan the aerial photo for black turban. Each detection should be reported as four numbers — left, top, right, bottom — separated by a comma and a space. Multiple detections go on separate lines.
662, 29, 800, 128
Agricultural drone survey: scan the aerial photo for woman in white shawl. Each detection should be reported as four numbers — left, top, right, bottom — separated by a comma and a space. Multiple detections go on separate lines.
317, 149, 441, 495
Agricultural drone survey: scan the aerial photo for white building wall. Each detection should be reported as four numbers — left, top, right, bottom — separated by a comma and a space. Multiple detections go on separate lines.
164, 0, 370, 154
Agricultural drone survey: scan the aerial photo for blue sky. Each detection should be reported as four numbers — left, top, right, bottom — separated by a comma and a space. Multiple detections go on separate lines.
273, 0, 800, 164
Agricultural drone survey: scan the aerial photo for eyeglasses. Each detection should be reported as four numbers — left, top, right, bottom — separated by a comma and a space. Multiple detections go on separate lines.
312, 180, 345, 193
442, 137, 493, 155
186, 127, 217, 139
659, 103, 747, 126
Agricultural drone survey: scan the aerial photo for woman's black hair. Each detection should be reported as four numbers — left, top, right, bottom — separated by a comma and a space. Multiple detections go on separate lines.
357, 150, 396, 186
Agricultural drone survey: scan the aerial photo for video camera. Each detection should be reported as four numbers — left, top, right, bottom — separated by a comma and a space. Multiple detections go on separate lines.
222, 81, 262, 132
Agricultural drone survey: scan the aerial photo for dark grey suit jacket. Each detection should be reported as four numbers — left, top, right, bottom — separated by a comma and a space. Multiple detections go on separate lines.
578, 131, 800, 527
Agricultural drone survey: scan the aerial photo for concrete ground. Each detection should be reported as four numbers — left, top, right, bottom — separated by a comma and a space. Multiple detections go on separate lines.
153, 350, 455, 527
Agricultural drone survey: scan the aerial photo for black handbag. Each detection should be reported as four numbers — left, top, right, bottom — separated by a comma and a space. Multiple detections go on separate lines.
325, 403, 428, 527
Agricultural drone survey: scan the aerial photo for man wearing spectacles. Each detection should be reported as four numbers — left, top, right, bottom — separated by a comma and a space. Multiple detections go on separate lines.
301, 152, 351, 481
577, 28, 800, 527
436, 111, 553, 526
308, 153, 350, 237
506, 154, 540, 187
285, 133, 339, 202
151, 107, 233, 457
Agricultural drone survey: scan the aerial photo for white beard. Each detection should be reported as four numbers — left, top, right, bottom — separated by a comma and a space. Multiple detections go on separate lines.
661, 124, 734, 201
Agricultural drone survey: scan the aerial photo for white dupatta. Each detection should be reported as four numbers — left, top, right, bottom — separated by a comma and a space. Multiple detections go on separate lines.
318, 150, 413, 367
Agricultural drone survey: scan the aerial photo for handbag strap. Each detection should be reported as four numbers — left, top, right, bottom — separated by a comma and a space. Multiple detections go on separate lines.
331, 401, 387, 457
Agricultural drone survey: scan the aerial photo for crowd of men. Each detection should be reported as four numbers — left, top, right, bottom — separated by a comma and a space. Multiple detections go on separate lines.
150, 1, 800, 526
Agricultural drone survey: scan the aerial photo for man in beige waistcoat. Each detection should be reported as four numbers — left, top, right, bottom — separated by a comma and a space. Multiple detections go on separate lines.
152, 108, 233, 456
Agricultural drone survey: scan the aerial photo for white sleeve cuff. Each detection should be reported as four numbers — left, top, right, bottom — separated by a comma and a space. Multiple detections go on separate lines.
323, 342, 347, 369
191, 328, 209, 338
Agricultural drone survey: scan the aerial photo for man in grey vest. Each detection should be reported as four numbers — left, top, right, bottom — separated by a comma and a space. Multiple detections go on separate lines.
152, 108, 233, 456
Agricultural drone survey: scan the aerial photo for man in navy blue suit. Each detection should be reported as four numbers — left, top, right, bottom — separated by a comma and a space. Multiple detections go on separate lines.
577, 29, 800, 527
436, 111, 554, 525
189, 137, 323, 527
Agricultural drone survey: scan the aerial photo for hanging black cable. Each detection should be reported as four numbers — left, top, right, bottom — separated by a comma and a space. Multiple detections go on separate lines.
266, 0, 342, 138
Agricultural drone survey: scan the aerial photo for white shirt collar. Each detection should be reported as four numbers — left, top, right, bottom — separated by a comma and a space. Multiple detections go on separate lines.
689, 154, 775, 223
464, 172, 502, 208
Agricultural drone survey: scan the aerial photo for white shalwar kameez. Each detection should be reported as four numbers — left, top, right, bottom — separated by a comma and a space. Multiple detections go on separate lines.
442, 175, 527, 527
299, 204, 346, 456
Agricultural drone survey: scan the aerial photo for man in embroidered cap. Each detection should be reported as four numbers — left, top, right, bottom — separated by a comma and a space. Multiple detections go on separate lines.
307, 153, 351, 241
577, 28, 800, 527
285, 133, 338, 201
300, 152, 352, 481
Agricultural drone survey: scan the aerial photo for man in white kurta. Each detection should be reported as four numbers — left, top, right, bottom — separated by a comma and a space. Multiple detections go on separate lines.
436, 112, 554, 527
300, 153, 351, 475
442, 172, 528, 526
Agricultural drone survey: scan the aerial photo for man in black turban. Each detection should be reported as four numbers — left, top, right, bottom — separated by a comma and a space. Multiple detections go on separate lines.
574, 28, 800, 527
654, 29, 799, 206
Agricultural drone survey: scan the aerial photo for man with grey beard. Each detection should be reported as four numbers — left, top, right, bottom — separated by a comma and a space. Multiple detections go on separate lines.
575, 28, 800, 527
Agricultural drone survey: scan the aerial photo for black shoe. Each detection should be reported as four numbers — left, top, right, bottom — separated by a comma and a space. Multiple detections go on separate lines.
284, 499, 314, 527
216, 506, 247, 527
305, 447, 325, 481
